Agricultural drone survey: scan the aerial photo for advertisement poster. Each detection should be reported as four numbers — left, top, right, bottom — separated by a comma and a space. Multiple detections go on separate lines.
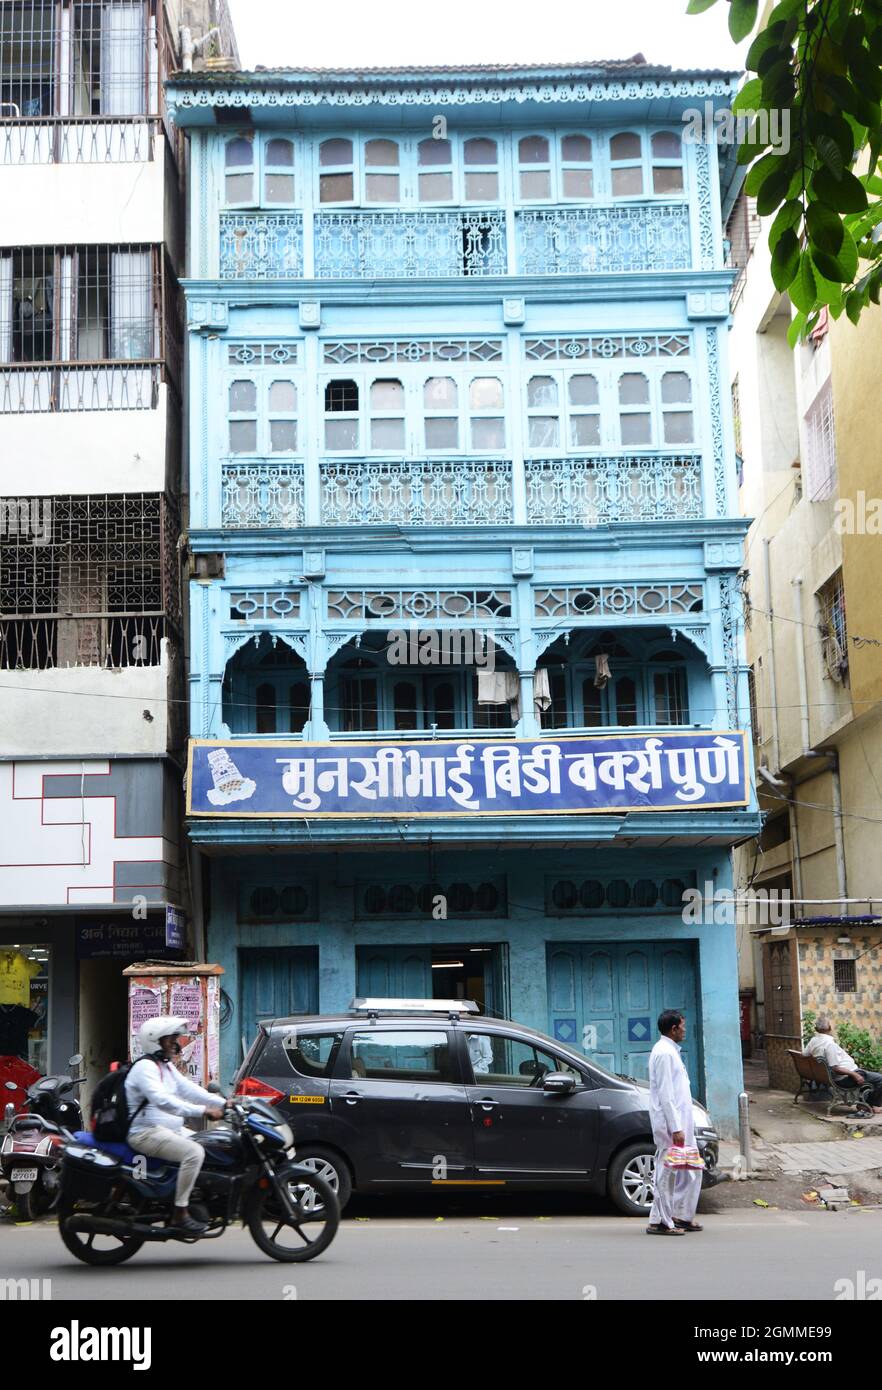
170, 981, 205, 1086
129, 985, 163, 1060
206, 976, 220, 1084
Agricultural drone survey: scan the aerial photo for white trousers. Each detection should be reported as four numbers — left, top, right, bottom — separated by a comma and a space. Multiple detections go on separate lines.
129, 1125, 205, 1207
649, 1144, 703, 1228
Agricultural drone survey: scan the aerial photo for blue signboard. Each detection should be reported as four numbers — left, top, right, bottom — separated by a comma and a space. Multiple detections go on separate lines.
187, 732, 748, 818
165, 905, 186, 951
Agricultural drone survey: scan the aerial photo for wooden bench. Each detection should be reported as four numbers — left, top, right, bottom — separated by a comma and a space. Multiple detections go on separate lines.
787, 1049, 875, 1117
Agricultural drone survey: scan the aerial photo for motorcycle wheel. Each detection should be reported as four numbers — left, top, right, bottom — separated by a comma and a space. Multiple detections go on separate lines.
247, 1168, 339, 1263
58, 1201, 145, 1266
13, 1187, 35, 1222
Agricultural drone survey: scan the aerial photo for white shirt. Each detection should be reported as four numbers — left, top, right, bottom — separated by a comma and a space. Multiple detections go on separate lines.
125, 1056, 220, 1135
648, 1035, 694, 1145
804, 1034, 857, 1073
467, 1033, 493, 1074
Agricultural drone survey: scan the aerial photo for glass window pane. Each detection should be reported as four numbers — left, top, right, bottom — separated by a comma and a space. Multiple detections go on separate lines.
520, 170, 551, 199
225, 172, 253, 202
653, 166, 684, 193
325, 379, 359, 411
652, 131, 681, 158
527, 375, 558, 407
663, 411, 694, 444
370, 379, 404, 408
350, 1029, 453, 1080
618, 373, 649, 405
371, 418, 405, 449
424, 376, 457, 408
464, 137, 497, 164
471, 417, 505, 449
366, 172, 400, 201
365, 138, 399, 166
615, 675, 638, 726
265, 173, 294, 203
320, 172, 354, 202
661, 371, 691, 403
610, 132, 641, 160
563, 169, 593, 198
519, 134, 549, 163
470, 376, 503, 409
529, 416, 560, 448
266, 138, 294, 166
320, 138, 352, 166
225, 138, 253, 167
612, 166, 644, 196
568, 374, 598, 406
229, 419, 257, 452
419, 172, 453, 201
561, 134, 592, 161
269, 380, 297, 411
621, 413, 652, 445
418, 138, 452, 166
325, 418, 359, 449
465, 171, 498, 200
229, 379, 257, 411
425, 417, 459, 448
270, 419, 297, 451
570, 414, 601, 447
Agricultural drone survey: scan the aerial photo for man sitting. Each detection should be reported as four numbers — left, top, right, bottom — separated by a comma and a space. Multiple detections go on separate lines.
804, 1016, 882, 1113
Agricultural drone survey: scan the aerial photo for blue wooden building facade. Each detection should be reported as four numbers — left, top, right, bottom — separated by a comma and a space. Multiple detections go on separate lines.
168, 61, 758, 1132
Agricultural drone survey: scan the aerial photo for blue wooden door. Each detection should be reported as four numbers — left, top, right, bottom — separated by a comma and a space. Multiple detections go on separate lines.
239, 947, 319, 1058
547, 942, 701, 1097
356, 945, 432, 999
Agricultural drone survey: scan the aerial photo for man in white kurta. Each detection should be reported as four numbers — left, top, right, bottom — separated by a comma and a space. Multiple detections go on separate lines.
647, 1010, 703, 1235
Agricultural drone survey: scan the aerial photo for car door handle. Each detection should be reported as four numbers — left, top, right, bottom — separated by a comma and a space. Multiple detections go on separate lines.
477, 1098, 499, 1110
342, 1091, 361, 1106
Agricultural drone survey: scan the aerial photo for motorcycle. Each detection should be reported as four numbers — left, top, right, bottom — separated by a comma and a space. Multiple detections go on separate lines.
1, 1054, 85, 1221
58, 1095, 339, 1265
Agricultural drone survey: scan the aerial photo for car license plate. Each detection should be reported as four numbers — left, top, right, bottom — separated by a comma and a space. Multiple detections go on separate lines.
12, 1168, 38, 1183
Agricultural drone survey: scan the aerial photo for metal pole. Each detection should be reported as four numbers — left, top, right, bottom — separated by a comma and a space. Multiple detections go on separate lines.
738, 1091, 752, 1176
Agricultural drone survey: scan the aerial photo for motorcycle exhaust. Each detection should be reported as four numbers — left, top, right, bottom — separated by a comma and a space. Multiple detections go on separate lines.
64, 1214, 176, 1242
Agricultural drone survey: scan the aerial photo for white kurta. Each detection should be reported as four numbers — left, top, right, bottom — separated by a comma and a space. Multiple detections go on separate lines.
647, 1034, 701, 1228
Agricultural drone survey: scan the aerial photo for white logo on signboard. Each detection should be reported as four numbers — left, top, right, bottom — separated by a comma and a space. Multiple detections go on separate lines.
206, 749, 256, 806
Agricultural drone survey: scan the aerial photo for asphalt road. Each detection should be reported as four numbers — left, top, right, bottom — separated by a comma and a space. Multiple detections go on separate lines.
4, 1207, 881, 1300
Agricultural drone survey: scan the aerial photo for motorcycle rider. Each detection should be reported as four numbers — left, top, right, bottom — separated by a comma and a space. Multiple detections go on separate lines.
126, 1016, 226, 1234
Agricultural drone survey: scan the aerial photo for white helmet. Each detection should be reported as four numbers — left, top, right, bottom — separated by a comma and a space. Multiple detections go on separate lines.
138, 1015, 189, 1056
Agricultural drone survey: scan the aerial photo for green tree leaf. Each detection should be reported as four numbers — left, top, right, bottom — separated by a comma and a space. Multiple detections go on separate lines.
807, 200, 845, 253
789, 252, 817, 313
786, 311, 807, 348
813, 166, 869, 212
816, 133, 845, 179
771, 227, 800, 289
729, 0, 759, 43
686, 0, 718, 13
756, 158, 795, 215
768, 198, 803, 251
732, 77, 764, 112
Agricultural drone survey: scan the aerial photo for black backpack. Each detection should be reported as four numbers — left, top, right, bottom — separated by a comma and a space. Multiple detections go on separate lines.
90, 1056, 157, 1142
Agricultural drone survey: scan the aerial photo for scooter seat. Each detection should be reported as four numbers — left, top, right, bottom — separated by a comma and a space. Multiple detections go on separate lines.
72, 1131, 166, 1173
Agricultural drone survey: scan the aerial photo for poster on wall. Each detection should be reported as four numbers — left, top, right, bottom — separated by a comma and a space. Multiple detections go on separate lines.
170, 980, 205, 1087
129, 985, 163, 1060
206, 976, 220, 1084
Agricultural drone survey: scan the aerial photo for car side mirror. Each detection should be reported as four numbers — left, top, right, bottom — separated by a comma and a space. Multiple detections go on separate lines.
68, 1054, 84, 1069
543, 1072, 577, 1095
4, 1081, 17, 1091
206, 1081, 223, 1095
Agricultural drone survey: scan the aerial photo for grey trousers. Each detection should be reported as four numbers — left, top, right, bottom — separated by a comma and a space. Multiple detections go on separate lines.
129, 1125, 205, 1207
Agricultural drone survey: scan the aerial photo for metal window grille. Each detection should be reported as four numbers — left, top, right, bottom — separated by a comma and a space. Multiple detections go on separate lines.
0, 493, 180, 668
725, 192, 760, 306
833, 959, 856, 993
817, 569, 849, 684
803, 381, 836, 501
731, 374, 742, 460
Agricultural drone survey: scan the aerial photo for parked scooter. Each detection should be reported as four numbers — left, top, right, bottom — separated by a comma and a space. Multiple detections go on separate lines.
1, 1055, 86, 1220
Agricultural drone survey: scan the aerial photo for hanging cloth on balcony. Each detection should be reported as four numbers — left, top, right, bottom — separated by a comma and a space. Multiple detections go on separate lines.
533, 667, 552, 712
477, 670, 521, 721
593, 653, 612, 689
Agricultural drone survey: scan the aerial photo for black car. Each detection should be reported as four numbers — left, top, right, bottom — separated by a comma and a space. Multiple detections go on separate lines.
232, 999, 720, 1216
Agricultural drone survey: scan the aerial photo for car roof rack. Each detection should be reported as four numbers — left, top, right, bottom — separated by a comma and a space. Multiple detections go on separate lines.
349, 997, 480, 1022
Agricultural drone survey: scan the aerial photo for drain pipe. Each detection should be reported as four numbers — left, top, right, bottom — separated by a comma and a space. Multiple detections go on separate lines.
763, 539, 781, 772
791, 578, 847, 902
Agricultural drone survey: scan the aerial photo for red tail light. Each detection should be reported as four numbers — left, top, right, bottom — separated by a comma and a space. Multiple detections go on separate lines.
234, 1076, 285, 1104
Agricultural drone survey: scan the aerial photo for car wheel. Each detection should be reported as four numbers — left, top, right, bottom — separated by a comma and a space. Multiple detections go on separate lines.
290, 1146, 353, 1211
607, 1142, 656, 1217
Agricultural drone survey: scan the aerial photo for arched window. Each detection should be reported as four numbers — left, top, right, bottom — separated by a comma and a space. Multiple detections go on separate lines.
423, 376, 459, 450
319, 137, 354, 203
469, 376, 505, 450
289, 680, 310, 733
255, 682, 277, 734
526, 374, 560, 449
264, 138, 295, 204
610, 131, 643, 197
651, 130, 684, 194
369, 378, 405, 451
268, 379, 297, 453
224, 137, 254, 204
324, 378, 359, 450
228, 378, 257, 453
518, 134, 551, 200
618, 372, 651, 446
560, 133, 593, 199
568, 373, 601, 448
463, 137, 499, 201
417, 137, 453, 202
661, 370, 693, 444
364, 138, 400, 202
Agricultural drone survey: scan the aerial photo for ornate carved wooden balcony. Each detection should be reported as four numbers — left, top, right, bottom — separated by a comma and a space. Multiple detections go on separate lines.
516, 203, 691, 274
524, 454, 703, 524
219, 212, 304, 280
221, 461, 306, 528
320, 458, 513, 525
313, 210, 507, 279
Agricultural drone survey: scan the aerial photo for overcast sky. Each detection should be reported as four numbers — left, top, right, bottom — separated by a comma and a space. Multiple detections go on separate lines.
225, 0, 747, 73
